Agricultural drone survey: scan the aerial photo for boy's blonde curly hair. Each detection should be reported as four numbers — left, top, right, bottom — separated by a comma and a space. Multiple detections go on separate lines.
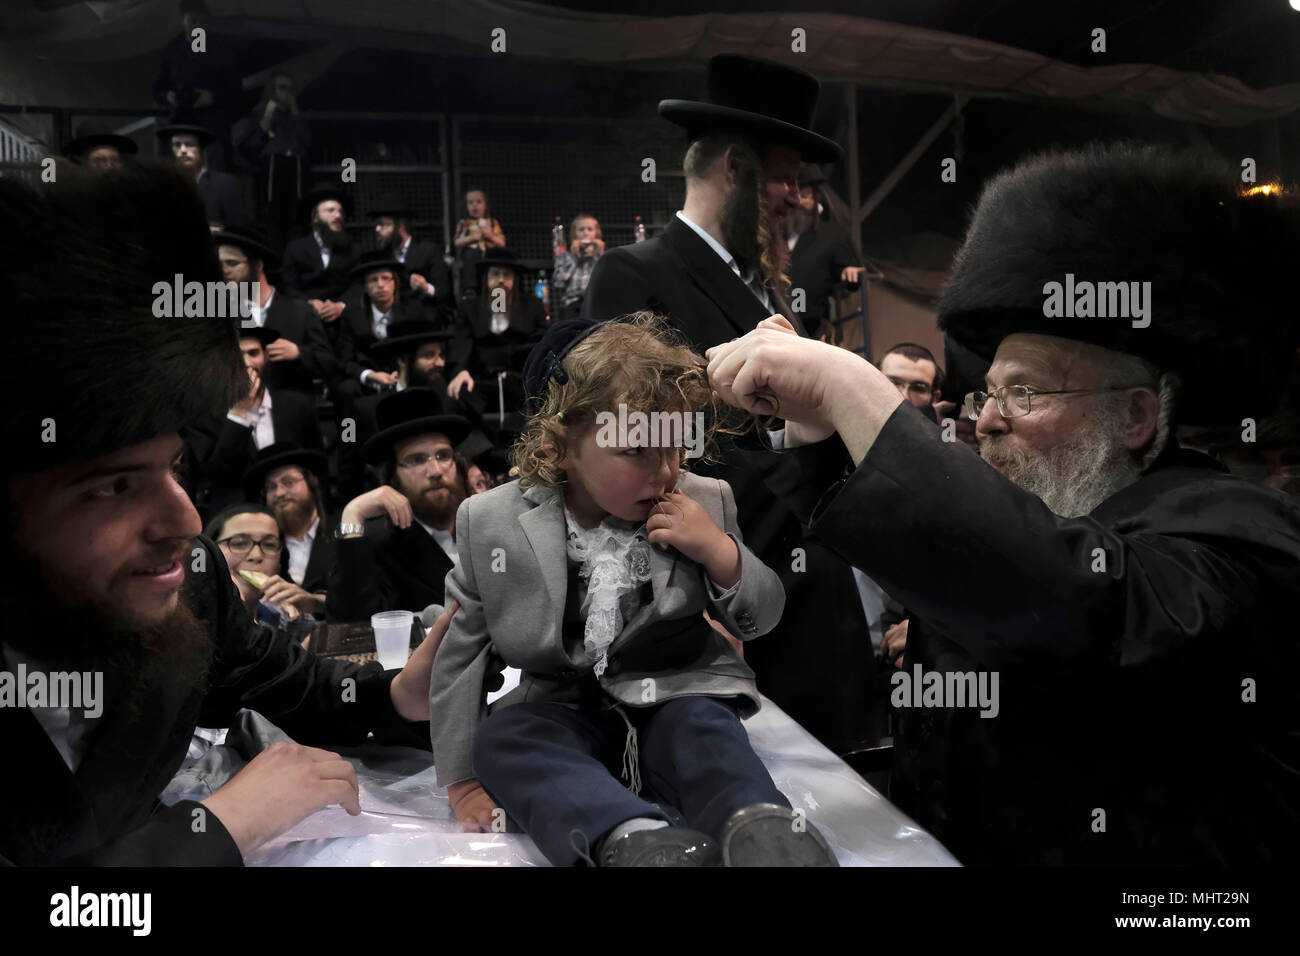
512, 311, 734, 489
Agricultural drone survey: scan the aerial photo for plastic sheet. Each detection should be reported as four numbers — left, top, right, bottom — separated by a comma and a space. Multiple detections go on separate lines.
243, 696, 959, 866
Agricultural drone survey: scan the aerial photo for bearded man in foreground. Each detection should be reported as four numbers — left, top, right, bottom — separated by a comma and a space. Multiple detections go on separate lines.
706, 143, 1300, 865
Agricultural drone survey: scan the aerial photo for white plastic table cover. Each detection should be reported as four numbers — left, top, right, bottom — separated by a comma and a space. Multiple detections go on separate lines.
245, 695, 960, 867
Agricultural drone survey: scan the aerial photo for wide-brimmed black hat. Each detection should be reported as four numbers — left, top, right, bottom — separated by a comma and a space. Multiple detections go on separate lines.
362, 389, 472, 464
368, 191, 414, 220
212, 225, 280, 271
63, 121, 139, 160
350, 251, 404, 281
242, 441, 328, 502
235, 324, 282, 347
659, 54, 841, 164
156, 122, 215, 147
473, 247, 526, 281
798, 163, 826, 187
370, 318, 453, 357
937, 142, 1300, 427
305, 183, 352, 216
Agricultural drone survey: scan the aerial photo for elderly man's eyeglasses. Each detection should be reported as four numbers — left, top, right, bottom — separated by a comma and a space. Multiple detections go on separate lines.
962, 385, 1146, 421
886, 375, 933, 398
217, 535, 282, 556
398, 449, 454, 470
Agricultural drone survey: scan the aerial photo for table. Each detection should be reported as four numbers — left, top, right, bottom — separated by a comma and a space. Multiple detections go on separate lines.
245, 695, 959, 866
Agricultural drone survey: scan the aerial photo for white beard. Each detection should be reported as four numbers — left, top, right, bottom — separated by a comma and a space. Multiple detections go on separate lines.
980, 406, 1141, 518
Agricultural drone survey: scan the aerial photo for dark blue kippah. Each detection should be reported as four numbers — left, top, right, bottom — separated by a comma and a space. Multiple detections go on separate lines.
522, 317, 614, 403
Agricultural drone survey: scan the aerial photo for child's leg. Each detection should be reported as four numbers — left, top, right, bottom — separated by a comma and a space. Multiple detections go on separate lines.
472, 701, 671, 866
636, 696, 791, 839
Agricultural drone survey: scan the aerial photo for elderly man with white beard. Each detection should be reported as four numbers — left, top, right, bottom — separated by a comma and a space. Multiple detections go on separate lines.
706, 143, 1300, 866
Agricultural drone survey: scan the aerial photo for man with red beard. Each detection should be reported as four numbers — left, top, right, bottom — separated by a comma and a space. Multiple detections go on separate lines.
582, 54, 882, 756
328, 391, 471, 622
243, 443, 336, 616
0, 165, 453, 866
705, 144, 1300, 865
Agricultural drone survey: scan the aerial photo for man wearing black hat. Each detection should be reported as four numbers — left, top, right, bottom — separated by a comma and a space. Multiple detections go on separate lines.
62, 121, 138, 173
160, 122, 250, 229
785, 164, 862, 337
338, 319, 455, 500
371, 192, 454, 315
331, 252, 431, 399
446, 248, 547, 421
244, 443, 336, 615
282, 185, 360, 334
215, 226, 338, 399
582, 54, 881, 756
706, 144, 1300, 866
186, 325, 324, 516
328, 392, 471, 622
0, 164, 447, 865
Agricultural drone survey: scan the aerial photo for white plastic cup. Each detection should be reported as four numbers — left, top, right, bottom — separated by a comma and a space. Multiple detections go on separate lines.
371, 611, 415, 670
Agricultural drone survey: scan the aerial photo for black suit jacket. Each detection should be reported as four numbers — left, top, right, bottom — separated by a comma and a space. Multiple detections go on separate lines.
446, 295, 547, 382
262, 292, 339, 396
789, 221, 859, 328
582, 217, 881, 754
401, 239, 454, 310
278, 512, 339, 596
327, 516, 456, 622
335, 297, 435, 385
186, 387, 324, 514
197, 169, 251, 229
779, 407, 1300, 865
0, 535, 430, 865
281, 234, 360, 302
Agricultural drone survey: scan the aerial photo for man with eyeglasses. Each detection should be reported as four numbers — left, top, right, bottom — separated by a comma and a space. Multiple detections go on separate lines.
243, 443, 336, 616
879, 343, 943, 412
707, 144, 1300, 865
329, 390, 472, 622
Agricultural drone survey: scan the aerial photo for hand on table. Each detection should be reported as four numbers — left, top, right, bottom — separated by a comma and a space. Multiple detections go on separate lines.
447, 778, 502, 832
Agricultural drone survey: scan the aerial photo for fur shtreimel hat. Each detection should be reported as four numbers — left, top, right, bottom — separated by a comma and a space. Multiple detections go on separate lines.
0, 162, 246, 477
938, 142, 1300, 426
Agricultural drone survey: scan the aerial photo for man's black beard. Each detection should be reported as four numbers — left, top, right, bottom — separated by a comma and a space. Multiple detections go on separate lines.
720, 154, 764, 276
315, 222, 351, 253
405, 363, 446, 391
783, 206, 818, 239
0, 538, 213, 727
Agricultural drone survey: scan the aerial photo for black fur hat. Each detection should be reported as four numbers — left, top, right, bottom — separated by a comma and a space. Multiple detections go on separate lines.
938, 142, 1300, 426
0, 162, 247, 477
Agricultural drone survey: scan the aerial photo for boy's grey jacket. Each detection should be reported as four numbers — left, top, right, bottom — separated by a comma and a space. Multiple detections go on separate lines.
428, 470, 785, 784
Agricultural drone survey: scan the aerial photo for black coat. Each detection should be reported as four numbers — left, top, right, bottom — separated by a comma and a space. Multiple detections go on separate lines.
782, 406, 1300, 865
185, 387, 324, 514
581, 218, 882, 754
278, 512, 339, 596
446, 295, 547, 383
261, 291, 339, 396
334, 297, 435, 385
281, 234, 360, 302
400, 239, 454, 310
327, 517, 456, 623
196, 168, 250, 229
0, 535, 430, 865
788, 221, 858, 328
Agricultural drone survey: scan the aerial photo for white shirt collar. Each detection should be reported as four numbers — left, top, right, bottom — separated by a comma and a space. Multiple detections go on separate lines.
676, 210, 733, 267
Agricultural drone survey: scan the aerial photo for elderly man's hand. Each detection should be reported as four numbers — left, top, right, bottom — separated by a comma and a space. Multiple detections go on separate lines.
882, 619, 908, 666
706, 316, 844, 428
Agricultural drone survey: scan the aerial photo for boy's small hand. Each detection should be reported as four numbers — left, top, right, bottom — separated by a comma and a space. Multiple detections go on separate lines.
647, 488, 741, 588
